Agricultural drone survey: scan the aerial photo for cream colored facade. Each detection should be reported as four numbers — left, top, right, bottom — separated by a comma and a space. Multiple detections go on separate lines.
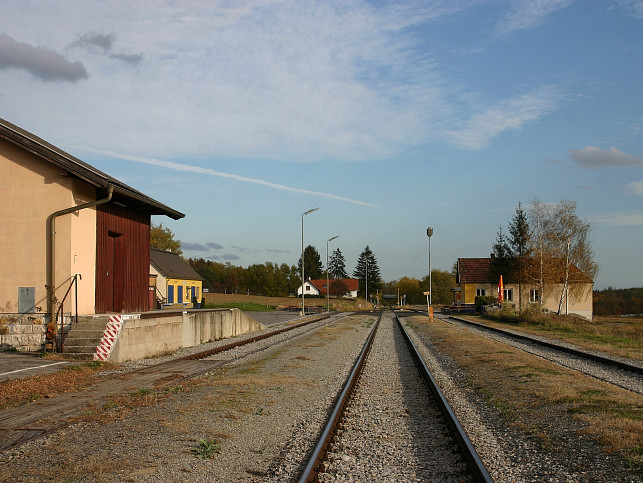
1, 138, 97, 316
459, 281, 593, 319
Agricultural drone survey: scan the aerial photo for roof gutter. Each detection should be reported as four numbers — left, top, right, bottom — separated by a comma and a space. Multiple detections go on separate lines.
48, 185, 114, 339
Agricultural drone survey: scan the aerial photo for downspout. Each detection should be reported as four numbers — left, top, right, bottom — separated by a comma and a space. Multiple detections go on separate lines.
48, 184, 114, 333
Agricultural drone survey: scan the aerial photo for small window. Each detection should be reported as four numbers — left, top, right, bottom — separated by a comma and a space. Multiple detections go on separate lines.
530, 289, 539, 303
504, 289, 513, 301
305, 286, 310, 291
476, 288, 486, 297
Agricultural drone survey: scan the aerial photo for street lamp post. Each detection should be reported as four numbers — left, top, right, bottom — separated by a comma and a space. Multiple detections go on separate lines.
326, 235, 339, 313
427, 227, 433, 317
365, 256, 368, 307
301, 207, 319, 316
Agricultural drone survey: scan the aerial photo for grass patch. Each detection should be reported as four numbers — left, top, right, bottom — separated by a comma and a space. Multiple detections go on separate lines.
192, 439, 221, 459
477, 312, 643, 360
203, 302, 275, 312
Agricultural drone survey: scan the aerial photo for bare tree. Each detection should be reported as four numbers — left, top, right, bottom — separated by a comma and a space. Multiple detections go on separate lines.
527, 199, 598, 314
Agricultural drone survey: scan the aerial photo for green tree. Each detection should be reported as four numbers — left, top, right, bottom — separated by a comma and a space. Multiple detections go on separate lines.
298, 245, 323, 281
397, 277, 422, 305
508, 202, 530, 317
150, 223, 182, 255
330, 279, 349, 297
328, 247, 348, 279
489, 225, 512, 285
353, 246, 382, 301
421, 269, 457, 305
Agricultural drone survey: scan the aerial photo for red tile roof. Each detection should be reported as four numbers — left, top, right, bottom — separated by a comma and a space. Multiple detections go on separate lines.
457, 258, 593, 284
308, 278, 358, 296
457, 258, 491, 283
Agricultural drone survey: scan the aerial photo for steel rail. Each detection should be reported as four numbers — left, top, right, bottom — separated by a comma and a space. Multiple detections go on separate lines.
298, 311, 383, 483
445, 314, 643, 376
402, 306, 643, 377
173, 314, 329, 362
400, 308, 642, 376
394, 311, 494, 483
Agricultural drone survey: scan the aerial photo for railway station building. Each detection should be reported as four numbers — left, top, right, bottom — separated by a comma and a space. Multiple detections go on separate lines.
455, 257, 593, 319
1, 118, 183, 342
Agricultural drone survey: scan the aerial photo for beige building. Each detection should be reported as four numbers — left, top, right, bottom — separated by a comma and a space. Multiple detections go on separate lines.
0, 118, 183, 324
455, 257, 593, 320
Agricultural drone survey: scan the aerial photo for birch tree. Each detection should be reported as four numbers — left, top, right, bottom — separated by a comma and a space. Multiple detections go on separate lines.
527, 199, 598, 313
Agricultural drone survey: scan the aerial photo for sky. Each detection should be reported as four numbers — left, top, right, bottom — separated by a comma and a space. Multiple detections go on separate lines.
1, 0, 642, 290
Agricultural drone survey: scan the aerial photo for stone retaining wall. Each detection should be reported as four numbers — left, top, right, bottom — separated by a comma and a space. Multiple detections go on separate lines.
0, 314, 47, 352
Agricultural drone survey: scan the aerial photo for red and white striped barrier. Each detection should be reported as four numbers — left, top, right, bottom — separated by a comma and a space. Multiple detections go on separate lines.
93, 315, 123, 361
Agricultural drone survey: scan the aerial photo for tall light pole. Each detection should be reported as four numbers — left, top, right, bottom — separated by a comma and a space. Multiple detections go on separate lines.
427, 227, 433, 313
365, 256, 368, 307
301, 207, 319, 316
326, 235, 339, 313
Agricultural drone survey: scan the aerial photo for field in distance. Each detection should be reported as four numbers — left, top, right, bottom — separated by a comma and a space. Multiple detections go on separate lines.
202, 292, 371, 312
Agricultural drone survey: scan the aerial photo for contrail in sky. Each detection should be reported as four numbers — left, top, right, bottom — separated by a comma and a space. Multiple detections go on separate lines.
81, 148, 380, 208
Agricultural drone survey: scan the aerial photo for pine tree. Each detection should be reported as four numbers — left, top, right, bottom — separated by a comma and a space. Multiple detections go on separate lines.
508, 202, 530, 317
489, 226, 512, 286
328, 247, 348, 279
353, 246, 382, 302
298, 245, 323, 280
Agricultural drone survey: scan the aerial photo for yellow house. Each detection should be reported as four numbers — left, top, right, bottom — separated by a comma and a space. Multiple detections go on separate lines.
150, 248, 203, 309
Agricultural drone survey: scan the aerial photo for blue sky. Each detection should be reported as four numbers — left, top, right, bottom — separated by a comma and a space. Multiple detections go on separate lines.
1, 0, 642, 289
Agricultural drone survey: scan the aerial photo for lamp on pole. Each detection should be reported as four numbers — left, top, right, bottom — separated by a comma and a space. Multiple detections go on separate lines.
427, 227, 433, 316
301, 207, 319, 316
365, 256, 368, 307
326, 235, 339, 313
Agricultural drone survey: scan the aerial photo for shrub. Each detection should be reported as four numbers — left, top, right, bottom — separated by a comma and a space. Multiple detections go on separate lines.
475, 295, 498, 314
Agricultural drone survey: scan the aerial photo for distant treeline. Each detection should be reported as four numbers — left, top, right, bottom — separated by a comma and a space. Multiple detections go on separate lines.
593, 287, 643, 316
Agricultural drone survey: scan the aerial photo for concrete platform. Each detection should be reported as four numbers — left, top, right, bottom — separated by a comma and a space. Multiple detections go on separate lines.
0, 352, 72, 383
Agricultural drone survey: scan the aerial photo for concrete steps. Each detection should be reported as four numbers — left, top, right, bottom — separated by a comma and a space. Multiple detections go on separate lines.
61, 316, 111, 360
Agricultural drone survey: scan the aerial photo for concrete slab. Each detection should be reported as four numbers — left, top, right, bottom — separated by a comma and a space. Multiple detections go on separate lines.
0, 352, 71, 383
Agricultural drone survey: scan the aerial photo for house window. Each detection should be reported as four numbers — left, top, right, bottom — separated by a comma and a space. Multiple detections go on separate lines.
530, 289, 539, 303
476, 288, 486, 297
305, 286, 310, 291
504, 289, 513, 301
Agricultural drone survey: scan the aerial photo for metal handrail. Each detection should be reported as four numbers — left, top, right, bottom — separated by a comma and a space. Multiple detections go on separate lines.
55, 273, 81, 353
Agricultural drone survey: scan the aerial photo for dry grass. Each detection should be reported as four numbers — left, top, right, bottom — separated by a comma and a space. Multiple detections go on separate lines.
0, 360, 116, 410
412, 316, 643, 470
464, 312, 643, 361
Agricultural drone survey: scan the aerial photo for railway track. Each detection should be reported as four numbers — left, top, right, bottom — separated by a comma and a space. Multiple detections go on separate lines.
0, 313, 334, 453
399, 308, 642, 394
299, 310, 492, 482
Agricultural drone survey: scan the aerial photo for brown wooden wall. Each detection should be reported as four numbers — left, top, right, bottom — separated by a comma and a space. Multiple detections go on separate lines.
95, 203, 151, 313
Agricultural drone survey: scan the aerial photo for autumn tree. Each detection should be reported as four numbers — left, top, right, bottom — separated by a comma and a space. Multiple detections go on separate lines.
421, 269, 457, 305
527, 199, 598, 313
150, 223, 182, 255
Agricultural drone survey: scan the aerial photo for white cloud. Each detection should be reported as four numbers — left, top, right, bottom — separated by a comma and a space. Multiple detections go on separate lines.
496, 0, 574, 35
444, 87, 560, 150
82, 148, 381, 208
625, 180, 643, 195
0, 1, 463, 163
592, 213, 643, 225
570, 146, 643, 169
